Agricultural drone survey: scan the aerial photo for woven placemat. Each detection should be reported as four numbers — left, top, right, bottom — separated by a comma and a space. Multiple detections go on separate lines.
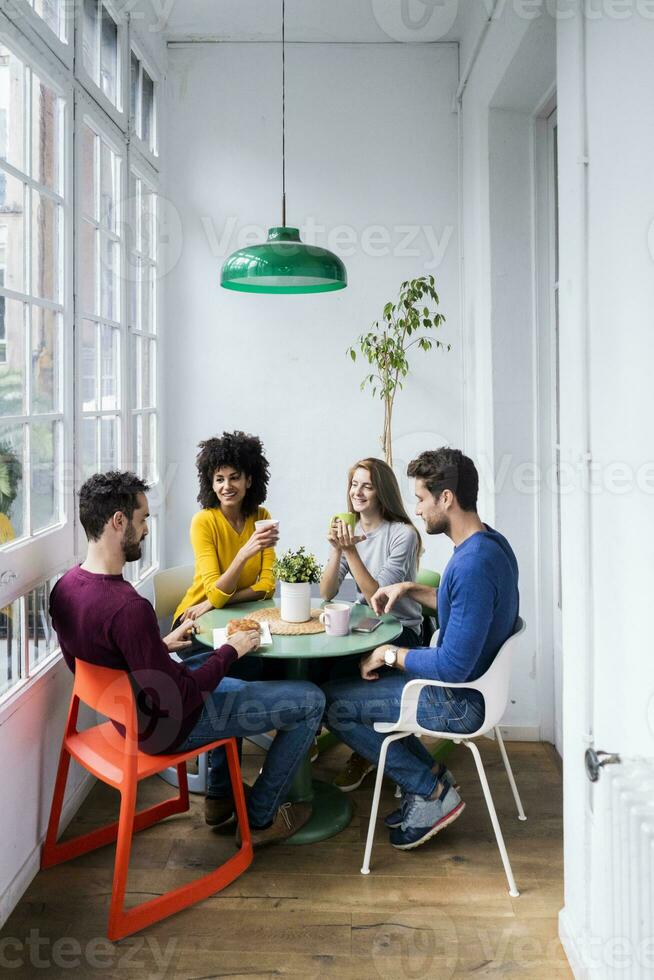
243, 607, 325, 636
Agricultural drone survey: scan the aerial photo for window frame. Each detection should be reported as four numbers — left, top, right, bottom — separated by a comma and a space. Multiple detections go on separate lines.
129, 40, 159, 165
73, 87, 129, 560
74, 0, 127, 131
0, 13, 75, 609
1, 0, 73, 70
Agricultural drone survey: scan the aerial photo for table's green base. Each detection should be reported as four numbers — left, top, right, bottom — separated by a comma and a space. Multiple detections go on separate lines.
284, 779, 353, 845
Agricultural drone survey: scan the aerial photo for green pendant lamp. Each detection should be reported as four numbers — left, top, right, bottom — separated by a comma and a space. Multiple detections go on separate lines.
220, 1, 347, 294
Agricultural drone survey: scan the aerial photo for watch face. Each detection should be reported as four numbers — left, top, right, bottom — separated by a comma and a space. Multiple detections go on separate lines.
384, 648, 396, 666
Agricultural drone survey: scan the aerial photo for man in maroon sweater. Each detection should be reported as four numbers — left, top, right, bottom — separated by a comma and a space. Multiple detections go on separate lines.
51, 472, 324, 845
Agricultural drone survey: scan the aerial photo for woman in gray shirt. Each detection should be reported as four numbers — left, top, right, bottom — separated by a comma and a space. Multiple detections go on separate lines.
320, 457, 423, 790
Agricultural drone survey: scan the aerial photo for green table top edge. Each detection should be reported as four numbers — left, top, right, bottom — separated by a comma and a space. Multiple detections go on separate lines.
195, 599, 403, 659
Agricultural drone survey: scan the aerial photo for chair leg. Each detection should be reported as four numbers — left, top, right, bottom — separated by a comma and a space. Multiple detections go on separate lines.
226, 738, 251, 850
361, 733, 408, 876
107, 779, 138, 941
464, 740, 519, 897
494, 726, 526, 821
41, 745, 73, 868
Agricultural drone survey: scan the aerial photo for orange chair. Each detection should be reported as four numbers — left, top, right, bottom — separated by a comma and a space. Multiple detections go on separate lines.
42, 660, 252, 940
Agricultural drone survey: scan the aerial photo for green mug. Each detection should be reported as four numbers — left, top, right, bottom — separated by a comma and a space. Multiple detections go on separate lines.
329, 512, 357, 531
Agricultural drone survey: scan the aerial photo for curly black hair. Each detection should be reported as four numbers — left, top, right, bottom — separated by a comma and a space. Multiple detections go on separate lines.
196, 432, 270, 516
407, 447, 479, 512
79, 471, 150, 541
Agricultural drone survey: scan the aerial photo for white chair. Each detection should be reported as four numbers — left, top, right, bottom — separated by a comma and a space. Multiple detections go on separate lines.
361, 618, 527, 897
154, 565, 209, 794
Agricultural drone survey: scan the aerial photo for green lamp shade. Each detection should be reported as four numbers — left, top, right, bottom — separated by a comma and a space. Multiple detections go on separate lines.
220, 226, 347, 294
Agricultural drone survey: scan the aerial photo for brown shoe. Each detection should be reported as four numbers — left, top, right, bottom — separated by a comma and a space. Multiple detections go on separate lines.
236, 802, 312, 847
205, 785, 250, 828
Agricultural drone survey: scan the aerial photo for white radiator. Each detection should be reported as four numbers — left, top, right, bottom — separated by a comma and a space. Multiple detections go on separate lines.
595, 761, 654, 980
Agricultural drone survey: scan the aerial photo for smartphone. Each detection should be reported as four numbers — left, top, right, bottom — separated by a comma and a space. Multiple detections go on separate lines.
353, 616, 383, 633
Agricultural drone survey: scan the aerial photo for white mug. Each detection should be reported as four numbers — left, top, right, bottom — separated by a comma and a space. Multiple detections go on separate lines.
254, 519, 279, 533
319, 602, 351, 637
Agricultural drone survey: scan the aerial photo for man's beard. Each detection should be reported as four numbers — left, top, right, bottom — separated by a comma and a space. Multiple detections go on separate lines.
425, 514, 450, 536
122, 522, 143, 562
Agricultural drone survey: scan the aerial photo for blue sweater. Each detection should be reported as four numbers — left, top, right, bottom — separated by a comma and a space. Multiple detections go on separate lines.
404, 526, 519, 683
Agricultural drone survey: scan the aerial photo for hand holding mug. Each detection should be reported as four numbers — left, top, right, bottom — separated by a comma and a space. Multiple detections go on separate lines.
239, 523, 279, 561
329, 518, 366, 552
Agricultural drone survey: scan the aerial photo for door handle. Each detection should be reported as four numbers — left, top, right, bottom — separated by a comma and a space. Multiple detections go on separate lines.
585, 748, 621, 783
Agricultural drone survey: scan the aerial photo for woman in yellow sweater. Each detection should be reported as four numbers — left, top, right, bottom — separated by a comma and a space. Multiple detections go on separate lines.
173, 431, 278, 626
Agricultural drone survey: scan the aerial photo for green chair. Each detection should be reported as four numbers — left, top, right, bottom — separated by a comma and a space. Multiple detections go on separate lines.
416, 568, 440, 645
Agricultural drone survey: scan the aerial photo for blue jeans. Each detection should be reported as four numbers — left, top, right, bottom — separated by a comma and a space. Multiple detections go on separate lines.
323, 672, 485, 797
177, 676, 325, 827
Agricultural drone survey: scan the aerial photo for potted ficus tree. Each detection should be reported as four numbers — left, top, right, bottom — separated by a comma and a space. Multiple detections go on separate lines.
273, 547, 322, 623
347, 275, 450, 466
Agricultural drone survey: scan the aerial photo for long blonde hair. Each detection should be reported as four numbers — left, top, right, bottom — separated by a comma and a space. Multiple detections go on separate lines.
347, 457, 423, 557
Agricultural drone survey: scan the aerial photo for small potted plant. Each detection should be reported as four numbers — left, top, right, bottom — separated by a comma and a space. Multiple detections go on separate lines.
273, 547, 322, 623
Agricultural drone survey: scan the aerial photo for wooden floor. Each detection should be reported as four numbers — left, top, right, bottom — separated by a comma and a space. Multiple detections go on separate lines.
3, 739, 570, 979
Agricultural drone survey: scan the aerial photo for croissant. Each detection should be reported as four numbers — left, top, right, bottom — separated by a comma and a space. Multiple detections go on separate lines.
226, 618, 262, 637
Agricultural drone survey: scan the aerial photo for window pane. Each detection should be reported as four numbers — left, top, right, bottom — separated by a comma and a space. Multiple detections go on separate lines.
31, 306, 60, 413
131, 333, 140, 408
143, 187, 157, 262
26, 578, 58, 671
0, 172, 26, 294
32, 74, 63, 193
100, 6, 118, 106
142, 338, 154, 408
128, 170, 139, 253
100, 324, 118, 410
80, 318, 97, 411
130, 52, 139, 125
80, 124, 96, 219
100, 233, 119, 321
129, 256, 139, 327
133, 411, 155, 484
141, 264, 152, 331
0, 298, 26, 417
100, 415, 118, 471
83, 0, 99, 83
34, 0, 66, 42
31, 190, 61, 302
31, 419, 59, 531
79, 219, 97, 315
0, 597, 22, 698
0, 423, 24, 541
100, 140, 118, 232
0, 47, 25, 174
81, 416, 97, 478
141, 69, 154, 150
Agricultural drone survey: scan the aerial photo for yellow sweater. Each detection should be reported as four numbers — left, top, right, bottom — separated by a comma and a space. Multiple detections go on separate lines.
173, 506, 276, 623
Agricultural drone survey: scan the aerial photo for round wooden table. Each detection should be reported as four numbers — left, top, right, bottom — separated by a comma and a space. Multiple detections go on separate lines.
196, 598, 403, 844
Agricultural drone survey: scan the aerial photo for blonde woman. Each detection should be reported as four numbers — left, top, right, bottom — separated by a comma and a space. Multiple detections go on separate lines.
320, 457, 423, 790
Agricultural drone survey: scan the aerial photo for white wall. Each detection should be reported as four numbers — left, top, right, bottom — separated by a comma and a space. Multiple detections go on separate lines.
458, 11, 556, 737
162, 42, 461, 579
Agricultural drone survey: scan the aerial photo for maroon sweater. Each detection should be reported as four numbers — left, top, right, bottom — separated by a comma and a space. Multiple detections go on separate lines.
50, 566, 237, 754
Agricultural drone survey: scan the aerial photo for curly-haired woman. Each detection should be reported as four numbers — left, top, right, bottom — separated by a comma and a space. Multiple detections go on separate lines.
173, 431, 279, 626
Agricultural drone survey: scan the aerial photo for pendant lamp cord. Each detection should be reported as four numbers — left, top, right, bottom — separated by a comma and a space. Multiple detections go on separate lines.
281, 0, 286, 226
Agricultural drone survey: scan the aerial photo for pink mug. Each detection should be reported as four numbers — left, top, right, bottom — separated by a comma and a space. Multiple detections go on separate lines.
319, 602, 351, 637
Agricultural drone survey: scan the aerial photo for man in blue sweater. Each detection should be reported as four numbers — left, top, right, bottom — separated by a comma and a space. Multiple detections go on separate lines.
323, 447, 519, 850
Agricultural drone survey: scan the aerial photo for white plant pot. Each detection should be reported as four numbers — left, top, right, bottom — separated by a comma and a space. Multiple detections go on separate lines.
280, 581, 312, 623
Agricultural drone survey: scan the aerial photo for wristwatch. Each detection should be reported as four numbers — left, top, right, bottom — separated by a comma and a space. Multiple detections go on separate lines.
384, 646, 399, 667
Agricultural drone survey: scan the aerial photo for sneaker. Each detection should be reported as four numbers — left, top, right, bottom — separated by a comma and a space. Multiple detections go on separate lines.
205, 784, 250, 828
236, 802, 313, 847
383, 764, 458, 828
389, 781, 465, 850
334, 752, 375, 792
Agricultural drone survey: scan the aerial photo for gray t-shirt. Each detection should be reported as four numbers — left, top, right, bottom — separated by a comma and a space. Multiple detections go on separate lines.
335, 520, 422, 635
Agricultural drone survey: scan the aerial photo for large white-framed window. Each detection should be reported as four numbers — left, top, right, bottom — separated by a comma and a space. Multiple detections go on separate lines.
0, 18, 73, 699
0, 4, 162, 708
